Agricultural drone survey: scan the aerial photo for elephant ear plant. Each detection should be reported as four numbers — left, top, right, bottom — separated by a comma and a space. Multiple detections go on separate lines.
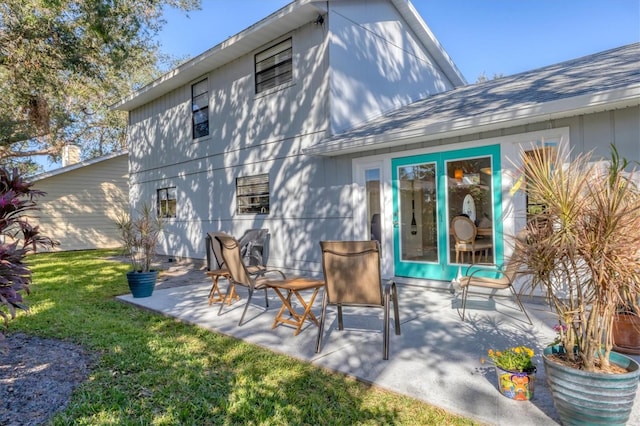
515, 145, 640, 372
0, 168, 57, 341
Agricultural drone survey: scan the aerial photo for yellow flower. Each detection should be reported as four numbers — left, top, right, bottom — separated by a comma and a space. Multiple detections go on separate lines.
484, 346, 536, 373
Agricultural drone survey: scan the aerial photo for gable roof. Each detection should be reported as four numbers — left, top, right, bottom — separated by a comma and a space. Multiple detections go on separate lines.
113, 0, 465, 112
30, 151, 128, 182
306, 42, 640, 156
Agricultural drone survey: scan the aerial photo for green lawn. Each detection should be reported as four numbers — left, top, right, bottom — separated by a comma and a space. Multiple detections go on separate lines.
12, 250, 477, 425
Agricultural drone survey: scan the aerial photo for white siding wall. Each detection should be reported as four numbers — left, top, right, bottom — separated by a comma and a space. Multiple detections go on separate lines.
31, 155, 129, 251
128, 19, 353, 276
328, 0, 455, 134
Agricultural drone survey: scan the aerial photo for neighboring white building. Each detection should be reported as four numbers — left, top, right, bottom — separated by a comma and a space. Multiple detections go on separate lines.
30, 151, 129, 251
114, 0, 640, 288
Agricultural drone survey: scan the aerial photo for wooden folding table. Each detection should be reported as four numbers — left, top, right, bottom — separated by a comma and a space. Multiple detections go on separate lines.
264, 277, 324, 335
205, 269, 239, 305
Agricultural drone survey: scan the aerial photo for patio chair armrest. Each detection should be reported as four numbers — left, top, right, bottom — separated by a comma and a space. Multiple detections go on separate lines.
464, 263, 507, 280
262, 268, 287, 280
383, 279, 396, 296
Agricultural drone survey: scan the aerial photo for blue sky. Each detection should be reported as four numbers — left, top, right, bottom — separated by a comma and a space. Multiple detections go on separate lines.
157, 0, 640, 82
38, 0, 640, 172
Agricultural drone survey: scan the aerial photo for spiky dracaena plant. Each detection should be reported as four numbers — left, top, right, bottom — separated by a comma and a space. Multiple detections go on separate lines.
515, 146, 640, 372
0, 168, 57, 339
115, 203, 163, 272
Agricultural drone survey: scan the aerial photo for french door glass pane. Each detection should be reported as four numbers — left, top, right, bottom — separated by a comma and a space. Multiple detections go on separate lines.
398, 163, 437, 263
446, 156, 494, 264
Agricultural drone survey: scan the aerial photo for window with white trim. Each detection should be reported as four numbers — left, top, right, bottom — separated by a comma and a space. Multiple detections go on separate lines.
157, 187, 177, 218
255, 38, 292, 94
237, 174, 269, 214
191, 79, 209, 139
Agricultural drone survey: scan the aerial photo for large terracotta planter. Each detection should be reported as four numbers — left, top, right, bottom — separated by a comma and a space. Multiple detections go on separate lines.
126, 270, 158, 298
543, 345, 640, 425
613, 313, 640, 355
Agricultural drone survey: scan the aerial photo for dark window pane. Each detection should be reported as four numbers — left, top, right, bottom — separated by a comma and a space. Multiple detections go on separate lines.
192, 79, 209, 139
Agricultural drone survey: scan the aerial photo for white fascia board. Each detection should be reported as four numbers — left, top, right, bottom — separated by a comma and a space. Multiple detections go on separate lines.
112, 1, 323, 112
390, 0, 467, 86
306, 85, 640, 156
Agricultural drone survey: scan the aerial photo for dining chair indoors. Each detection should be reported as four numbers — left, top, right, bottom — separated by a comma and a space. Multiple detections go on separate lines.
451, 215, 493, 264
316, 240, 400, 360
215, 234, 286, 325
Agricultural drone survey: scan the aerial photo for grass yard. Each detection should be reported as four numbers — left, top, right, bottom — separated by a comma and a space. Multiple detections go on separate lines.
11, 249, 477, 425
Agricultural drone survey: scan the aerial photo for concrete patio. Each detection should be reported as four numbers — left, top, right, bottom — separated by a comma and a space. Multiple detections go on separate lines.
117, 262, 640, 426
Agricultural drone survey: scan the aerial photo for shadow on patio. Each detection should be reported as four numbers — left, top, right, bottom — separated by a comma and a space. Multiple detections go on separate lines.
118, 262, 640, 426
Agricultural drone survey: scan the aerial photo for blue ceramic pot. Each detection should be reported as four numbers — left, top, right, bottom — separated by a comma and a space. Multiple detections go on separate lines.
126, 270, 158, 298
543, 344, 640, 425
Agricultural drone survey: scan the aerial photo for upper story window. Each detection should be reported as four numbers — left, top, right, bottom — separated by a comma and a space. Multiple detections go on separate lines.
191, 79, 209, 139
255, 38, 292, 94
157, 187, 177, 218
237, 174, 269, 214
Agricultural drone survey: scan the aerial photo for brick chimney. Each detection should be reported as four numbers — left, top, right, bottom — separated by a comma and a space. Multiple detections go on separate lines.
61, 144, 81, 167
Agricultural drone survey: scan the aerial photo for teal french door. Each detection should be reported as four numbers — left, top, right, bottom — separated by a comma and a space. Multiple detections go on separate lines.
391, 145, 504, 281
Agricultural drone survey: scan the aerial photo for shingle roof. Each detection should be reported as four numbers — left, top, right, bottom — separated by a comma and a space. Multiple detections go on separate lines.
307, 42, 640, 155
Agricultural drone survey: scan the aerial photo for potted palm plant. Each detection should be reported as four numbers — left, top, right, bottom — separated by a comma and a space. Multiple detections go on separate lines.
514, 145, 640, 424
115, 203, 163, 298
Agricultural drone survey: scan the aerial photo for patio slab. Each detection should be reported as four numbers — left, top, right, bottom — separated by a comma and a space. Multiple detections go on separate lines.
118, 267, 640, 426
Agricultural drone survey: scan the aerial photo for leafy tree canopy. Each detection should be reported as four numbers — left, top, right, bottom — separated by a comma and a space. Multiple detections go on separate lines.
0, 0, 199, 171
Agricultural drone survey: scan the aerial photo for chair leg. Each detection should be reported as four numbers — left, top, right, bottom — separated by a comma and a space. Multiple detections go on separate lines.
337, 304, 344, 330
510, 287, 533, 325
263, 287, 269, 307
382, 281, 400, 360
392, 282, 401, 335
383, 291, 390, 360
315, 291, 328, 354
218, 280, 235, 316
459, 284, 469, 321
239, 287, 254, 326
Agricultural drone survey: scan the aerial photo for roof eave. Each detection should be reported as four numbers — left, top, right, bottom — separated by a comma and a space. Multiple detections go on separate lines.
30, 151, 129, 182
112, 0, 324, 112
305, 85, 640, 156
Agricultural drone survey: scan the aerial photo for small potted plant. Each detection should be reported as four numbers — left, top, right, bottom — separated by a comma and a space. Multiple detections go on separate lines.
115, 203, 163, 298
483, 346, 536, 401
514, 145, 640, 424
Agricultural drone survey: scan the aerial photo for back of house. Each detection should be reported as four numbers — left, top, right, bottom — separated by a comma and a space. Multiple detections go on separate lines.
114, 0, 640, 289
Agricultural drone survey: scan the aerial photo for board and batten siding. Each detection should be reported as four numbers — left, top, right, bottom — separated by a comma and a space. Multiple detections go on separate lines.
328, 0, 457, 134
126, 1, 457, 276
31, 154, 129, 251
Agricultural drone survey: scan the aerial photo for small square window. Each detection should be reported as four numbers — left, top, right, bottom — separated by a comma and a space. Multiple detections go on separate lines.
255, 39, 292, 94
237, 174, 269, 214
191, 79, 209, 139
157, 187, 177, 218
